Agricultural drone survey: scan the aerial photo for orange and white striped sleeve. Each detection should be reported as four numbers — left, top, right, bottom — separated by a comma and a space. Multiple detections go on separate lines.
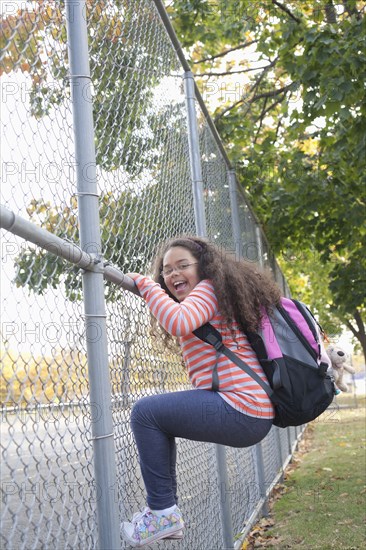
130, 275, 218, 336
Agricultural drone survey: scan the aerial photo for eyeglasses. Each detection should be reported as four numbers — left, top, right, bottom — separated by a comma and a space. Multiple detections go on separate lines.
161, 262, 198, 278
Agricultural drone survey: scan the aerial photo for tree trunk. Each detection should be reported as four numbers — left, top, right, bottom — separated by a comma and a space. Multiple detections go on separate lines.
354, 310, 366, 364
346, 309, 366, 364
325, 1, 337, 24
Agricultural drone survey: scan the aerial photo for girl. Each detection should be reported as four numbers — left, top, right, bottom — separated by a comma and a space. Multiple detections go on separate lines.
122, 236, 281, 547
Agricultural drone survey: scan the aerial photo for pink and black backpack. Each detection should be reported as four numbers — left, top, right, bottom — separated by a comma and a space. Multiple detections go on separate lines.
194, 298, 335, 428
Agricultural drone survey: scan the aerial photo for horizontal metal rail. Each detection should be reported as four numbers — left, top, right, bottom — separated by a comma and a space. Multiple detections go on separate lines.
0, 204, 140, 296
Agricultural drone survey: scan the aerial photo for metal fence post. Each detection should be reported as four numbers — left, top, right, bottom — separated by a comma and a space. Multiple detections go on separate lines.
215, 445, 235, 550
255, 442, 270, 517
183, 70, 234, 549
275, 427, 285, 482
228, 169, 243, 260
183, 71, 207, 237
255, 225, 264, 268
65, 2, 120, 548
287, 427, 293, 456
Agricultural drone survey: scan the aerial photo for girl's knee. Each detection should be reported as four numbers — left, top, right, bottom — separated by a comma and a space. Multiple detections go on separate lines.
131, 395, 155, 427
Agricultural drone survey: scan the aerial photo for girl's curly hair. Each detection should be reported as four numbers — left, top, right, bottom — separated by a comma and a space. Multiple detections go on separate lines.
150, 235, 282, 346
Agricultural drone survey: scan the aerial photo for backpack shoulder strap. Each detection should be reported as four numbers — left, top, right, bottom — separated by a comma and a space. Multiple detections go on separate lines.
193, 323, 273, 398
292, 299, 318, 341
245, 328, 283, 391
277, 300, 319, 362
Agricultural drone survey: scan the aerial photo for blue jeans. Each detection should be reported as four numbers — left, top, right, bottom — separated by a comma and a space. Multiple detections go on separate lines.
130, 389, 272, 510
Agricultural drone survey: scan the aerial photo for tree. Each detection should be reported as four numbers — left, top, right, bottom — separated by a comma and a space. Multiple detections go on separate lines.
168, 0, 366, 358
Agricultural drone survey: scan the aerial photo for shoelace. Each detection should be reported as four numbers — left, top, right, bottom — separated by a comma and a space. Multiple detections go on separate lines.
131, 507, 151, 524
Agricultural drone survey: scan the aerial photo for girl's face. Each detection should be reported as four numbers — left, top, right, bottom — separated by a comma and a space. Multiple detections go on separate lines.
162, 246, 201, 302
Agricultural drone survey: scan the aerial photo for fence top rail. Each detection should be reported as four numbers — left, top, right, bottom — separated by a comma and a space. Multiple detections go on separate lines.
0, 204, 140, 296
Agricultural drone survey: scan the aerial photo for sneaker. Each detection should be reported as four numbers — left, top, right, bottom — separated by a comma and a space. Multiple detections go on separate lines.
122, 506, 184, 547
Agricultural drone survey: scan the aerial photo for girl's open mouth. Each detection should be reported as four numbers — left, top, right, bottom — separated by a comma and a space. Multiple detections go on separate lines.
173, 281, 188, 293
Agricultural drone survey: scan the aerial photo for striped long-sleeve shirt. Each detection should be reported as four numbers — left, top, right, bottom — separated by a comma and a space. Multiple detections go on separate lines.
132, 275, 274, 419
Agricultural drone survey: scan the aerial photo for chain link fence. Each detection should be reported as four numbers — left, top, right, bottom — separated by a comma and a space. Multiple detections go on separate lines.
2, 1, 300, 548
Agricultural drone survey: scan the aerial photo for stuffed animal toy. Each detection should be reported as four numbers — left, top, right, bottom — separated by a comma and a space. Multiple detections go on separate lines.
326, 345, 355, 393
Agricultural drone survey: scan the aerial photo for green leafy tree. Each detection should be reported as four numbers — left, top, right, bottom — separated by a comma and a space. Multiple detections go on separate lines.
168, 0, 366, 358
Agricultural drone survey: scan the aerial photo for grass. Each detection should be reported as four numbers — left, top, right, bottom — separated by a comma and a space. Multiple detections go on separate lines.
244, 405, 366, 549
